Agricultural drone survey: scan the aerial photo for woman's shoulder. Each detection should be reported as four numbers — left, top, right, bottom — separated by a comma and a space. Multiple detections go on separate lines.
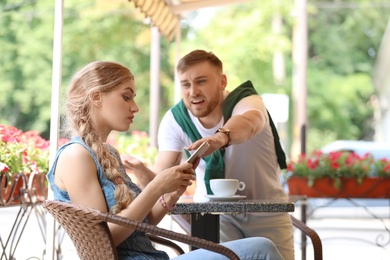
59, 142, 92, 166
52, 140, 98, 192
61, 142, 91, 158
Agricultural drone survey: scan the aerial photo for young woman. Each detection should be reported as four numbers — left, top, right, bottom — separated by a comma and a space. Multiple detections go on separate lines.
46, 61, 283, 260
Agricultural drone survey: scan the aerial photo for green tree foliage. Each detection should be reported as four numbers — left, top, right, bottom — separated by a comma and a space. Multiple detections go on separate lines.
178, 0, 387, 152
306, 68, 375, 150
1, 0, 55, 135
59, 0, 175, 135
0, 0, 387, 154
0, 0, 174, 138
60, 0, 162, 135
180, 0, 293, 94
304, 0, 387, 151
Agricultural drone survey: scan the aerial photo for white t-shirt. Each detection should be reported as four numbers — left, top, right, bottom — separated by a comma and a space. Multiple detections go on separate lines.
158, 96, 288, 203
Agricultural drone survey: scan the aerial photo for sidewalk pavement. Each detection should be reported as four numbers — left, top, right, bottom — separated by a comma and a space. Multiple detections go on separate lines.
1, 205, 389, 260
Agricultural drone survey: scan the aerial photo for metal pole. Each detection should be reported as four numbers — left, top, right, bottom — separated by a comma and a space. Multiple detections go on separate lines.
149, 27, 161, 148
45, 0, 64, 259
292, 0, 308, 158
174, 23, 182, 104
292, 0, 308, 259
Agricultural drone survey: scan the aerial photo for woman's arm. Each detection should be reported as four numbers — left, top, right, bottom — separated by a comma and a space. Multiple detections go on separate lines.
54, 144, 108, 212
113, 163, 194, 243
121, 150, 184, 188
120, 153, 157, 189
55, 144, 194, 246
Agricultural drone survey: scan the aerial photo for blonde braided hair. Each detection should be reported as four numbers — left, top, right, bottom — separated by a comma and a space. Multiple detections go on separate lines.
64, 61, 135, 214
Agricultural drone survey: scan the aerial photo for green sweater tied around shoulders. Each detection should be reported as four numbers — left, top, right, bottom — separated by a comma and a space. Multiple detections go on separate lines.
171, 80, 286, 195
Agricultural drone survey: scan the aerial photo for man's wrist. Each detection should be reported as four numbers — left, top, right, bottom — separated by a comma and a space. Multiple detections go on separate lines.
215, 128, 231, 148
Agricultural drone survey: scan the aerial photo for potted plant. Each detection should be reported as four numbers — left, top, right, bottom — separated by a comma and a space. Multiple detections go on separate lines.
0, 126, 163, 205
283, 150, 390, 198
0, 125, 50, 205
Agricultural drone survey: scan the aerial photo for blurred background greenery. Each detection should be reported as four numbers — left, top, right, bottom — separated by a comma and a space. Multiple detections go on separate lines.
1, 0, 387, 155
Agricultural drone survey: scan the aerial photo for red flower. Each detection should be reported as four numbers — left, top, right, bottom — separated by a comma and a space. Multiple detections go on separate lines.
306, 158, 319, 170
0, 162, 9, 173
284, 149, 390, 183
287, 163, 294, 171
330, 161, 339, 169
328, 151, 342, 161
1, 124, 50, 174
314, 150, 323, 159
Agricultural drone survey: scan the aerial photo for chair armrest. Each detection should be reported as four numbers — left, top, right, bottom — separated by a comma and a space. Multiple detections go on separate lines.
103, 213, 239, 260
291, 215, 323, 260
146, 233, 185, 255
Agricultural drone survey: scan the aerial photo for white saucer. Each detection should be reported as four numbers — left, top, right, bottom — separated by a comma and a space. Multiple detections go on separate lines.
206, 195, 246, 201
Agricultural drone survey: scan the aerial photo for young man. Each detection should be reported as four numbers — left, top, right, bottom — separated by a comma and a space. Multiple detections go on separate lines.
152, 49, 294, 259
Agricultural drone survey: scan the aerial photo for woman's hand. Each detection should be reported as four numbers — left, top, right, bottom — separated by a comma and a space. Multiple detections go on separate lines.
121, 154, 155, 188
121, 154, 144, 172
153, 162, 195, 195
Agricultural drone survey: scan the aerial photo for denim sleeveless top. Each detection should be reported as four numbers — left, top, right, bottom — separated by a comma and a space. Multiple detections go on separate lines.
46, 136, 169, 260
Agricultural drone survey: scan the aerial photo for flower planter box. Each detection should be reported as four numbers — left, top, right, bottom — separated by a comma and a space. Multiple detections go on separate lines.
287, 176, 390, 198
27, 172, 48, 203
1, 172, 47, 206
0, 173, 27, 206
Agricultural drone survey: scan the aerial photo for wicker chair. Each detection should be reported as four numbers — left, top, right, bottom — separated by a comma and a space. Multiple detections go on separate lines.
171, 214, 323, 260
42, 200, 239, 260
290, 215, 323, 260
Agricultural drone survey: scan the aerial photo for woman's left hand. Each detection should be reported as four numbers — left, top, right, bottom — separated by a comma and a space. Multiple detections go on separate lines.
121, 154, 153, 188
121, 154, 144, 172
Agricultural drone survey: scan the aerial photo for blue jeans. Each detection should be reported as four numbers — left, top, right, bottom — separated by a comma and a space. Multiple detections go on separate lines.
172, 237, 284, 260
220, 213, 294, 260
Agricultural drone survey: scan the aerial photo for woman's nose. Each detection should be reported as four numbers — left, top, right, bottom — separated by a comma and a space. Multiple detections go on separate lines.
131, 102, 139, 113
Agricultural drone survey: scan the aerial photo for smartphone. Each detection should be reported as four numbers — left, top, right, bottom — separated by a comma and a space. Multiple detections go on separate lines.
186, 142, 210, 164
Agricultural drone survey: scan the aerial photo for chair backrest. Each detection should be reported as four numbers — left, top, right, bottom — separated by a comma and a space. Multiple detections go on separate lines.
43, 200, 118, 260
43, 200, 240, 260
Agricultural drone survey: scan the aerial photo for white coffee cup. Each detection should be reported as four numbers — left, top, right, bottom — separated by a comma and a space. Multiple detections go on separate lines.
210, 179, 246, 197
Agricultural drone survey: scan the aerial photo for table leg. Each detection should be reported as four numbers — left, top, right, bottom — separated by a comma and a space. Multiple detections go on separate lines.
190, 213, 220, 250
1, 204, 33, 260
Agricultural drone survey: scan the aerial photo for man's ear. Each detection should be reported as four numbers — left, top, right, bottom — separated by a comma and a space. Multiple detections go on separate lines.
220, 74, 228, 90
90, 91, 102, 107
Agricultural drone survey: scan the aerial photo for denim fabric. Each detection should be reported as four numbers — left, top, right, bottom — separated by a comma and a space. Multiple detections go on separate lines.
173, 237, 283, 260
46, 136, 168, 260
220, 213, 294, 260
